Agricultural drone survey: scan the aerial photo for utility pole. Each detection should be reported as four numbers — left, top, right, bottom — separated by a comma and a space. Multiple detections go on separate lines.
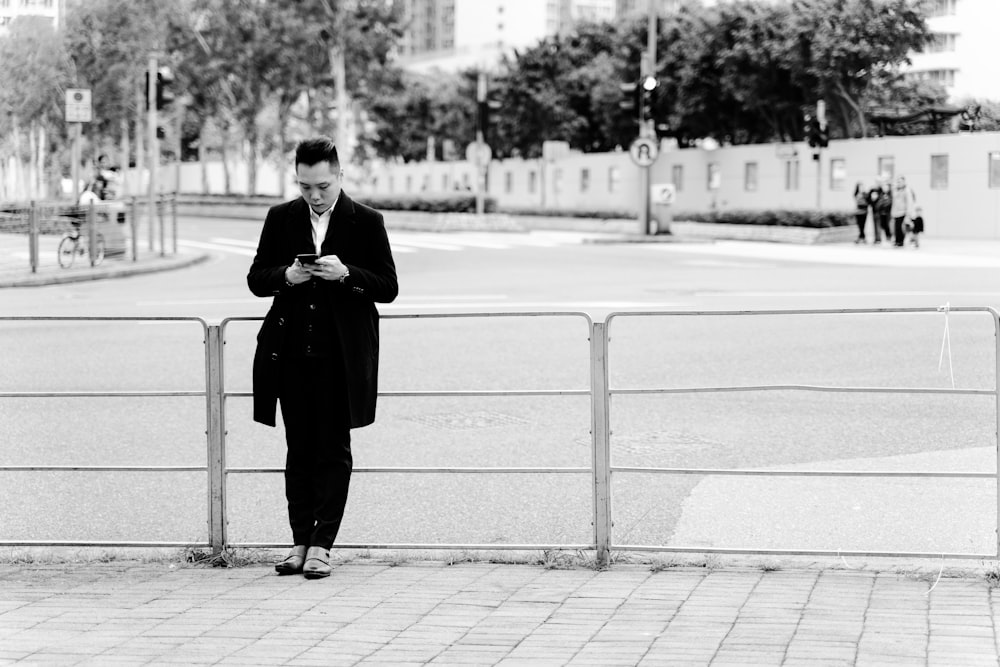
638, 3, 658, 235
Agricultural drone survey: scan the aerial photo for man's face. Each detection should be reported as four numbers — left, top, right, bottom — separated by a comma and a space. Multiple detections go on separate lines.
296, 160, 342, 214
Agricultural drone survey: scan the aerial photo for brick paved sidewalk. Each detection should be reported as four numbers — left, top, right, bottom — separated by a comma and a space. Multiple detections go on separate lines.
2, 560, 999, 666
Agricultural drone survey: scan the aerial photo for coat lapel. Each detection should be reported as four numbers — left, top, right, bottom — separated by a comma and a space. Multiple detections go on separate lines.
291, 198, 315, 254
320, 192, 356, 256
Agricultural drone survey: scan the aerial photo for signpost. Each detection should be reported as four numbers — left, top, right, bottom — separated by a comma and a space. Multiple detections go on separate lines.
630, 137, 660, 235
65, 89, 92, 203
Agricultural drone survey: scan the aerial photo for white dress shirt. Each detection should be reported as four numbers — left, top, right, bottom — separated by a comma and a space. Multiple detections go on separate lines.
308, 197, 338, 254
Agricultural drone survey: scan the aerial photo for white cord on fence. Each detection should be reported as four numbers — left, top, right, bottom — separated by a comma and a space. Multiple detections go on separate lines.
926, 556, 945, 595
937, 302, 955, 389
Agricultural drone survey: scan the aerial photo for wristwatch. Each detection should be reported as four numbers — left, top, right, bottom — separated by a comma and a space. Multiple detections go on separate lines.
339, 268, 350, 284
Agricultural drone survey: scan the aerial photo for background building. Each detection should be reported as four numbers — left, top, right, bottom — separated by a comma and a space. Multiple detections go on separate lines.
0, 0, 62, 34
398, 0, 615, 73
906, 0, 1000, 102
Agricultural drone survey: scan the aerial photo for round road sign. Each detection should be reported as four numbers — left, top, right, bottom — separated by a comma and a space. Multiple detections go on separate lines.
629, 137, 658, 167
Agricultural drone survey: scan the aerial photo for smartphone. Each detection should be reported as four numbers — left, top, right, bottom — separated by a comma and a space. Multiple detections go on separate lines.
296, 253, 319, 265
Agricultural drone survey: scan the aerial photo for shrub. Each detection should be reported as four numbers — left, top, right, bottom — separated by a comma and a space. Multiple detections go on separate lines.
358, 194, 497, 213
496, 206, 637, 220
670, 209, 853, 228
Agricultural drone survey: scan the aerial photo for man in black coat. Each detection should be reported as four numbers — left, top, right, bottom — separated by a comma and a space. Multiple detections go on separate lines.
248, 136, 398, 579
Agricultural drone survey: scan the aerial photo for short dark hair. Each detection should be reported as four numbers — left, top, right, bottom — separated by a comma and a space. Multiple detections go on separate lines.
295, 136, 339, 170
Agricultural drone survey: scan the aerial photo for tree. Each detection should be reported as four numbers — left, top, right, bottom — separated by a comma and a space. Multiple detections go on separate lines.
785, 0, 933, 139
63, 0, 183, 162
0, 16, 72, 199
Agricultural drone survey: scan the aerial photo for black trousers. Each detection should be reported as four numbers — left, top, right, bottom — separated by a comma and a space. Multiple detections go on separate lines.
854, 212, 867, 239
278, 355, 352, 550
893, 216, 907, 246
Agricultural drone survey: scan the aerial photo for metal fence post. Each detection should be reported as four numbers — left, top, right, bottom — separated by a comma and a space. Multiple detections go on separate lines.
28, 201, 38, 273
158, 195, 166, 258
130, 197, 138, 262
591, 321, 612, 567
205, 324, 227, 554
171, 195, 178, 255
87, 202, 97, 266
994, 308, 1000, 559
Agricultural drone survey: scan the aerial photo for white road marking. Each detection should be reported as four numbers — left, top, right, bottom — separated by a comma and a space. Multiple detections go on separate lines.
178, 240, 256, 257
648, 241, 1000, 268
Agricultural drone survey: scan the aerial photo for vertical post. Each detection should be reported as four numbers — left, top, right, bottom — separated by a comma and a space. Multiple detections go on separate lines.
129, 197, 138, 262
28, 201, 38, 273
205, 324, 226, 555
815, 154, 822, 209
120, 117, 130, 199
87, 201, 97, 266
591, 321, 612, 567
994, 309, 1000, 558
475, 71, 487, 217
147, 54, 158, 255
135, 87, 148, 250
71, 123, 81, 204
158, 195, 166, 257
171, 196, 178, 254
639, 166, 651, 236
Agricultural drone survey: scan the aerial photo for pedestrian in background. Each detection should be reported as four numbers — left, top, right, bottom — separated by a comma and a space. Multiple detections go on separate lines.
853, 181, 869, 244
910, 206, 925, 248
891, 176, 916, 248
248, 136, 398, 579
870, 177, 893, 244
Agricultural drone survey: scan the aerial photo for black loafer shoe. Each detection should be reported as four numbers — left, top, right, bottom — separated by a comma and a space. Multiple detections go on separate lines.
275, 545, 307, 575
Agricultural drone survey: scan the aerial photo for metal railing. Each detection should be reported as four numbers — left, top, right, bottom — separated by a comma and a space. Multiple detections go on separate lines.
604, 307, 1000, 561
219, 313, 597, 554
2, 308, 998, 565
0, 316, 210, 548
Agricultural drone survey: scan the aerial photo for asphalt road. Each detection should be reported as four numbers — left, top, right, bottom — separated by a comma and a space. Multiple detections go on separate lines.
4, 214, 1000, 557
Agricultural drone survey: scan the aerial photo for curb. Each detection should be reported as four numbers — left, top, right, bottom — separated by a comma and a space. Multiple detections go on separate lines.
0, 252, 210, 288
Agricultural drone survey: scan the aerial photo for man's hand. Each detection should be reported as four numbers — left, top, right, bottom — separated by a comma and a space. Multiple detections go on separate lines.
284, 260, 312, 285
308, 255, 349, 282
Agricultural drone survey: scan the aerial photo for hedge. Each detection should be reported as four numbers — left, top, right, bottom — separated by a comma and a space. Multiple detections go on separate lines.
669, 209, 854, 229
357, 194, 497, 213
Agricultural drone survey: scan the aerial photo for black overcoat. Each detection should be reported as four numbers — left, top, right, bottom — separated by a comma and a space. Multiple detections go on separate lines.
247, 194, 398, 428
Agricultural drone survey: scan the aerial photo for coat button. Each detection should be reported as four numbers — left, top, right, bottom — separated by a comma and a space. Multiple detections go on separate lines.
277, 317, 285, 326
270, 352, 279, 360
309, 304, 317, 310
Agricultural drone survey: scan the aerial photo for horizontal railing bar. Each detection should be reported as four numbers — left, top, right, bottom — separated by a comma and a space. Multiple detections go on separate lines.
230, 542, 595, 551
610, 385, 994, 396
224, 389, 589, 398
607, 306, 996, 319
0, 391, 206, 398
227, 466, 590, 474
0, 316, 208, 322
0, 466, 207, 472
612, 466, 996, 478
614, 545, 997, 560
0, 540, 208, 548
223, 311, 594, 323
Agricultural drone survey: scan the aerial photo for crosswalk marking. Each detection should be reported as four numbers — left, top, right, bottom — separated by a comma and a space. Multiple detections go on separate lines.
647, 240, 1000, 268
179, 231, 599, 257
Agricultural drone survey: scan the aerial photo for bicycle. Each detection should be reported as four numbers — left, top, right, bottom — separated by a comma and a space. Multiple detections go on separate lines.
57, 224, 105, 268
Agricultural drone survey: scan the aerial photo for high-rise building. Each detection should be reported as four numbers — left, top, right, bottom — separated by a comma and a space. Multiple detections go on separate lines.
906, 0, 1000, 101
0, 0, 62, 35
398, 0, 615, 73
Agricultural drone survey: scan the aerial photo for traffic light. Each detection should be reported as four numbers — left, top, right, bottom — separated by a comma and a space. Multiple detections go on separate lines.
144, 67, 175, 111
479, 97, 501, 143
156, 67, 174, 111
619, 81, 638, 113
806, 114, 829, 149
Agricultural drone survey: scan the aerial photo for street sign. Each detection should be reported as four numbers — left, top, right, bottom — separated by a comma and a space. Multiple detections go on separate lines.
629, 137, 658, 167
65, 88, 92, 123
465, 141, 492, 167
775, 144, 798, 159
650, 182, 676, 206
